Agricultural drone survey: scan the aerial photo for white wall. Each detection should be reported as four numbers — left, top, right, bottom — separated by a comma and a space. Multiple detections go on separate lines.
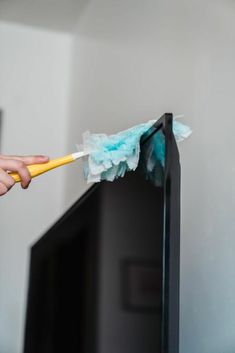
65, 0, 197, 203
0, 22, 72, 353
66, 1, 235, 352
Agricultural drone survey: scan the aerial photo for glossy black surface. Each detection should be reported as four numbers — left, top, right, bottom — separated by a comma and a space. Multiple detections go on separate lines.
23, 113, 180, 353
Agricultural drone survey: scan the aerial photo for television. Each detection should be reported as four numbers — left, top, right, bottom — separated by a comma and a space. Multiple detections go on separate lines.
23, 113, 180, 353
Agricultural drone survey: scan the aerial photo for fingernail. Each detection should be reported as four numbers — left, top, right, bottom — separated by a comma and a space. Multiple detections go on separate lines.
22, 181, 30, 189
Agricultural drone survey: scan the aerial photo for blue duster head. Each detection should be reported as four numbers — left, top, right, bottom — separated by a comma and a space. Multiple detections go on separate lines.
79, 119, 191, 183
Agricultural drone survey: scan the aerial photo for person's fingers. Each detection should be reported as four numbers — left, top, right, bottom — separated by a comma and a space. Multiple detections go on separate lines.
0, 154, 49, 193
0, 155, 49, 165
0, 168, 15, 190
0, 182, 8, 196
0, 159, 31, 189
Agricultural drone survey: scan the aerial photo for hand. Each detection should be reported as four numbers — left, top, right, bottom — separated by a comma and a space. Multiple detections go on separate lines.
0, 155, 49, 196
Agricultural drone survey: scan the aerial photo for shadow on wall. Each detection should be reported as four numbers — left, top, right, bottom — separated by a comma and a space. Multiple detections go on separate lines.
0, 0, 91, 33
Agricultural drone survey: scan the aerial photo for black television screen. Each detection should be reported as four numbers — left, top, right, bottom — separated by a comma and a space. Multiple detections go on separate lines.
23, 113, 180, 353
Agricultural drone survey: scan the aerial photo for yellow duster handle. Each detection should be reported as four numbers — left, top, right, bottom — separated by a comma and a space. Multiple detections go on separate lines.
9, 154, 75, 182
